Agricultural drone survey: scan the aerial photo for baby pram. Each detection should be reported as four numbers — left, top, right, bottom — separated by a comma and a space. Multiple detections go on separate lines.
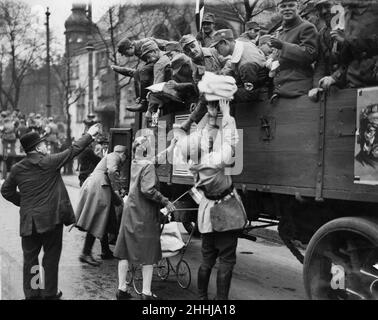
126, 208, 197, 295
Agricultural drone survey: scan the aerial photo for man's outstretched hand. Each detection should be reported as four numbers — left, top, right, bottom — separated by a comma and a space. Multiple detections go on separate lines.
87, 123, 101, 138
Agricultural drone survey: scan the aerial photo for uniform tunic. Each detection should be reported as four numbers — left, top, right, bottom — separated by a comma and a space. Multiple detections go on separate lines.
114, 160, 169, 265
221, 40, 267, 102
196, 30, 216, 48
273, 17, 318, 97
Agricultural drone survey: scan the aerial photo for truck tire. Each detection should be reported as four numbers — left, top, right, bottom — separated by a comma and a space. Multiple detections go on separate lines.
303, 217, 378, 300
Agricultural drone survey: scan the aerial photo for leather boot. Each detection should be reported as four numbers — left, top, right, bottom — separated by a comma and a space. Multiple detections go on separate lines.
197, 266, 212, 300
215, 265, 233, 300
127, 99, 148, 112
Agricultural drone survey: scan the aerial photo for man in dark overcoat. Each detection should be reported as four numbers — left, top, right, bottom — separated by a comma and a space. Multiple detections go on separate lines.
269, 0, 319, 98
1, 124, 100, 300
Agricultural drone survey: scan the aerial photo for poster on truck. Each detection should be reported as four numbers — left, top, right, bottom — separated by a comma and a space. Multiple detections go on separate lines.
354, 87, 378, 185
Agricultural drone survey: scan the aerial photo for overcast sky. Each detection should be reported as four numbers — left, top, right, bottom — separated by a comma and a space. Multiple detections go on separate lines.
27, 0, 124, 47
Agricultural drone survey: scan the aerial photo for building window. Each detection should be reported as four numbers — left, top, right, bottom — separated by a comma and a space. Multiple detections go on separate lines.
96, 50, 109, 74
71, 60, 80, 80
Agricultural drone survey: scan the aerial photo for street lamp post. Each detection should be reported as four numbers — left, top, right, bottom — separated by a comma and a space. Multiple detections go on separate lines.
86, 38, 94, 115
45, 7, 52, 118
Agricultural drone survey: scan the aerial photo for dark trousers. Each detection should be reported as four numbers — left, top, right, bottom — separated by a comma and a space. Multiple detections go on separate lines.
201, 231, 239, 269
198, 231, 239, 300
21, 224, 63, 299
82, 233, 110, 255
134, 63, 154, 101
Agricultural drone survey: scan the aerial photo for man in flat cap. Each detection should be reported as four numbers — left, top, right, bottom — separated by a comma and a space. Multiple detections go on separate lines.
138, 40, 172, 119
196, 13, 216, 48
177, 34, 229, 132
268, 0, 318, 98
239, 20, 262, 44
112, 37, 168, 113
167, 53, 198, 107
1, 123, 101, 299
211, 29, 268, 102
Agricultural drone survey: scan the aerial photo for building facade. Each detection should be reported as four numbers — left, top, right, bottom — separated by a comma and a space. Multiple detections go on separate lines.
64, 1, 247, 140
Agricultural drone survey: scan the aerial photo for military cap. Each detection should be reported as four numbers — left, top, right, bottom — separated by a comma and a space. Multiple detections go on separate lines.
140, 40, 159, 58
171, 53, 191, 73
87, 113, 96, 119
114, 145, 127, 153
1, 111, 7, 117
179, 34, 197, 49
165, 41, 182, 53
35, 114, 41, 119
48, 117, 54, 121
210, 29, 234, 48
202, 13, 215, 24
117, 37, 133, 53
246, 20, 261, 30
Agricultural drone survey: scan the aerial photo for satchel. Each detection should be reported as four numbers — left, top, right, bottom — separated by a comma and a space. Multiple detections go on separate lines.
210, 190, 247, 232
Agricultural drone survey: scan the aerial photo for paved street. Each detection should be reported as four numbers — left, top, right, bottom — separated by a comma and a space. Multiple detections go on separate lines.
0, 176, 306, 300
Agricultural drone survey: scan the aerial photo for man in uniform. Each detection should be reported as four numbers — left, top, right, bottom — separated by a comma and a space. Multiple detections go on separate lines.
211, 29, 268, 103
176, 34, 228, 132
196, 13, 216, 48
239, 20, 262, 44
138, 40, 172, 120
269, 0, 318, 98
112, 37, 168, 113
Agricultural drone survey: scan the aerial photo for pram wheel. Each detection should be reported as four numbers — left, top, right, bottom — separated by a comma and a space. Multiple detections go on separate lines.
176, 260, 191, 289
133, 266, 143, 295
157, 258, 170, 280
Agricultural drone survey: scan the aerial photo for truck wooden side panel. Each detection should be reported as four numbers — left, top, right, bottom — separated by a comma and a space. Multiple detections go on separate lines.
153, 88, 378, 203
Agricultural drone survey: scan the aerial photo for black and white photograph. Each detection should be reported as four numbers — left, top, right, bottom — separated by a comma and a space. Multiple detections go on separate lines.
0, 0, 378, 307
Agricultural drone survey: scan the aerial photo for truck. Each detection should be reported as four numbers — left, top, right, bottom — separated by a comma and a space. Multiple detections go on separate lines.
111, 86, 378, 300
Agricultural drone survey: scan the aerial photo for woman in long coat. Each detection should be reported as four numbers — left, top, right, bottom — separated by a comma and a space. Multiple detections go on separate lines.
114, 136, 176, 300
75, 145, 126, 266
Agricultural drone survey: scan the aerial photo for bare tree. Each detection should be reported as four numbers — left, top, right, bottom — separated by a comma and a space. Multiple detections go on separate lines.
0, 0, 45, 111
53, 55, 87, 174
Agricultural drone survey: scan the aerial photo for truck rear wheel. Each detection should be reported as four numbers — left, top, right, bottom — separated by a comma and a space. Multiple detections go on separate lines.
303, 217, 378, 300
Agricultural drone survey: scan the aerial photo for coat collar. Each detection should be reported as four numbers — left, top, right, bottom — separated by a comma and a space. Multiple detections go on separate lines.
27, 152, 44, 164
281, 16, 303, 32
